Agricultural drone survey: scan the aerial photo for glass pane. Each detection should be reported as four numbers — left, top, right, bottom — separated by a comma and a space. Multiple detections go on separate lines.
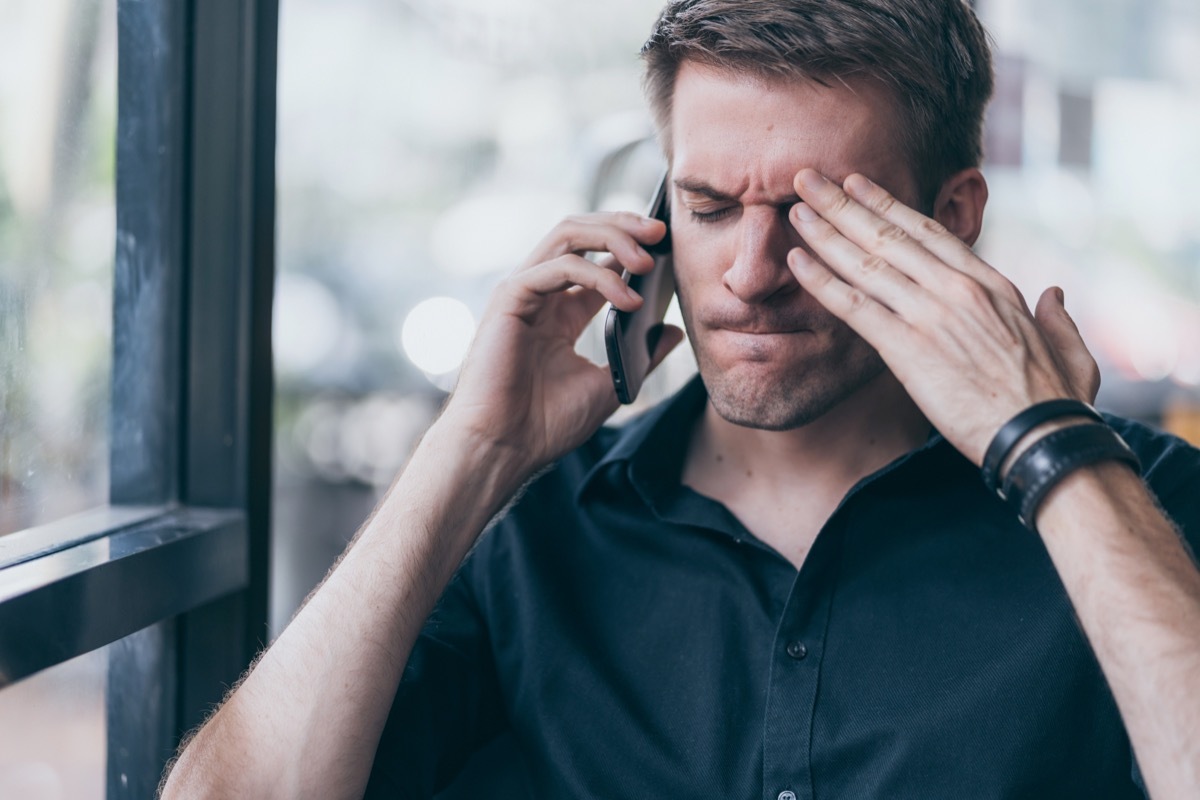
0, 0, 118, 536
976, 0, 1200, 433
0, 643, 106, 800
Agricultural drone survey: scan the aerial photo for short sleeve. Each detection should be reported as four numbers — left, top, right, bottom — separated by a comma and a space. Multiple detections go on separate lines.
1120, 418, 1200, 557
363, 559, 507, 799
1114, 419, 1200, 799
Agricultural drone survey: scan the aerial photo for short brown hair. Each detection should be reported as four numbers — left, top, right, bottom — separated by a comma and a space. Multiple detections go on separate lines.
641, 0, 994, 207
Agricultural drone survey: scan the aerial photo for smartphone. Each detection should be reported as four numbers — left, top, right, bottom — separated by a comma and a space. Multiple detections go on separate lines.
604, 172, 675, 404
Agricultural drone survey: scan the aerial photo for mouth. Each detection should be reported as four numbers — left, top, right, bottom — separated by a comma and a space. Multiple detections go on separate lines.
702, 311, 818, 336
711, 327, 818, 362
722, 327, 808, 335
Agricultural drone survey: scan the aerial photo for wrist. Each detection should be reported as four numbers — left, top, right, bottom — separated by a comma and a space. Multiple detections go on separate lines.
420, 409, 539, 499
354, 414, 534, 566
981, 399, 1105, 492
1034, 459, 1138, 534
997, 415, 1096, 481
998, 422, 1141, 529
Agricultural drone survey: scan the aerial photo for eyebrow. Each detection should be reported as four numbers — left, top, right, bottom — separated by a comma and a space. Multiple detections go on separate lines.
673, 177, 736, 201
673, 177, 801, 207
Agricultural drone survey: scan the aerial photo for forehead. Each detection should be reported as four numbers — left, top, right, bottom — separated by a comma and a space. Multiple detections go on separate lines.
669, 61, 915, 199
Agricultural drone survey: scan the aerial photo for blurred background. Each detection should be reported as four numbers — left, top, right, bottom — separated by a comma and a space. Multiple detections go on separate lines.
0, 2, 115, 795
0, 0, 1198, 797
268, 0, 1200, 634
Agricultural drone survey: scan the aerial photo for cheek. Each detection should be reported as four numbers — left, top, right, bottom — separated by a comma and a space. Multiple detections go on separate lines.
671, 225, 734, 295
826, 317, 881, 361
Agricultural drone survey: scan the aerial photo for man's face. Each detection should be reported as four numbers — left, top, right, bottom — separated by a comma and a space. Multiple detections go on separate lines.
669, 62, 924, 430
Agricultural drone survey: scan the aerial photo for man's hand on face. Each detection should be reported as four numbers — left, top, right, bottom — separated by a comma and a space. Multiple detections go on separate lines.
445, 211, 684, 473
786, 168, 1102, 467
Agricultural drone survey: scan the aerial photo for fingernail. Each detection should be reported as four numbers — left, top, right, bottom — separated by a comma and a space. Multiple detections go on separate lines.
788, 248, 813, 270
1054, 287, 1065, 304
799, 169, 828, 192
792, 203, 819, 223
845, 174, 875, 194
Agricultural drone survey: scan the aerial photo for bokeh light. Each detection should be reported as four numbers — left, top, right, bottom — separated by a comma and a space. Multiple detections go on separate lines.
398, 296, 476, 376
273, 273, 345, 375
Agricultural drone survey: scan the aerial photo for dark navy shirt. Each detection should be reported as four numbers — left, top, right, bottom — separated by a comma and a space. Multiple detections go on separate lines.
367, 376, 1200, 799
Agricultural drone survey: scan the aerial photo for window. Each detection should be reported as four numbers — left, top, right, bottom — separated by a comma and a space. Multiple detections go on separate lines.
0, 642, 108, 798
0, 1, 279, 793
0, 0, 117, 536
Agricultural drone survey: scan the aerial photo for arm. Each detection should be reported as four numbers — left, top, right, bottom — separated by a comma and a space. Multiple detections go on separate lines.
159, 211, 682, 800
1037, 462, 1200, 796
160, 418, 524, 800
786, 168, 1200, 798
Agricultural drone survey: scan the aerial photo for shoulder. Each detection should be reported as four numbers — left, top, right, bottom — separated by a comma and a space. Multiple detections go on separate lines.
549, 423, 626, 492
505, 380, 702, 520
1104, 414, 1200, 501
452, 418, 647, 619
1104, 414, 1200, 545
467, 377, 699, 561
468, 420, 632, 556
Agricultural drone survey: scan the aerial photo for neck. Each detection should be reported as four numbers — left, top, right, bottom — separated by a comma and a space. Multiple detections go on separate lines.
684, 371, 930, 498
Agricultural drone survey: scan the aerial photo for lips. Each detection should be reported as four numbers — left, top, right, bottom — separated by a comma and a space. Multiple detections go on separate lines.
722, 327, 806, 335
704, 316, 817, 335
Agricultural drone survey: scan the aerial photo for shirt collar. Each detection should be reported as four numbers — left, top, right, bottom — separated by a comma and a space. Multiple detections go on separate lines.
576, 374, 708, 505
575, 373, 955, 506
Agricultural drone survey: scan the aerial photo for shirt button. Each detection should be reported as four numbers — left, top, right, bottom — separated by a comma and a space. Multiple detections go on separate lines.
786, 641, 808, 660
778, 791, 797, 800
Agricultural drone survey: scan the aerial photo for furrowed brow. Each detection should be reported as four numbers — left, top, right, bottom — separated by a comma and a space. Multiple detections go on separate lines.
673, 178, 737, 202
674, 177, 800, 207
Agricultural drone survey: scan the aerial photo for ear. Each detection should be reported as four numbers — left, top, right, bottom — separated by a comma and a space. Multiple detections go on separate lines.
932, 167, 988, 246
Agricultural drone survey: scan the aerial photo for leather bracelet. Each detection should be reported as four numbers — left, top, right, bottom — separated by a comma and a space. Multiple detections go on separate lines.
981, 399, 1104, 496
1000, 423, 1142, 530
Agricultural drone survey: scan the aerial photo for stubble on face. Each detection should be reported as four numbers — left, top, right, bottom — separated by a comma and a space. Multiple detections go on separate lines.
668, 64, 917, 432
678, 292, 888, 431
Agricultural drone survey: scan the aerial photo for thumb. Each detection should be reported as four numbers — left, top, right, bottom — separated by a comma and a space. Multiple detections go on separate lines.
647, 324, 686, 374
1034, 286, 1100, 402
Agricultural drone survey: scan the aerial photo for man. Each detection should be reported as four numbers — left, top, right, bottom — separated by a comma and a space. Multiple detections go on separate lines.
163, 1, 1200, 798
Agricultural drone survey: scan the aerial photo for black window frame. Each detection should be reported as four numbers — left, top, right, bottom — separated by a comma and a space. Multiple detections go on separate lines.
0, 1, 278, 795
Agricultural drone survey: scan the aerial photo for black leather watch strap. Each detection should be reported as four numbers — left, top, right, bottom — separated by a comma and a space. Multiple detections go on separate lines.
982, 399, 1104, 496
1001, 423, 1141, 529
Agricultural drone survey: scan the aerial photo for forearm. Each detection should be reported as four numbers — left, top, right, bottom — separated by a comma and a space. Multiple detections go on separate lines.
1037, 463, 1200, 799
161, 414, 529, 800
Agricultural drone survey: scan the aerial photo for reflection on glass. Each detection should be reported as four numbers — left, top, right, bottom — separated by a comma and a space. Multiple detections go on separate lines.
0, 643, 106, 800
0, 0, 117, 536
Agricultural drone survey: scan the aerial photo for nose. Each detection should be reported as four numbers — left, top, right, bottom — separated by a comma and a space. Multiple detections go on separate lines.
722, 205, 802, 304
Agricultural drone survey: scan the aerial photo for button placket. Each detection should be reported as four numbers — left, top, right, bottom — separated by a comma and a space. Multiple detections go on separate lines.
763, 548, 842, 800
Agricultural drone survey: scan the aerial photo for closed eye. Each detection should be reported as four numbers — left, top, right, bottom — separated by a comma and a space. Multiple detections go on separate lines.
690, 207, 737, 224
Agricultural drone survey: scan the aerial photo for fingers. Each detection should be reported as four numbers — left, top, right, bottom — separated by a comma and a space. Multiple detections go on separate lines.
789, 168, 1039, 333
786, 245, 908, 353
508, 212, 668, 333
522, 212, 666, 275
793, 170, 1002, 292
558, 255, 624, 333
788, 201, 931, 319
1034, 287, 1101, 402
647, 324, 686, 373
505, 253, 643, 323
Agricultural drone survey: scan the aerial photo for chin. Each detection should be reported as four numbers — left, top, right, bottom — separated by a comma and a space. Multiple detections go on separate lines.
699, 351, 888, 431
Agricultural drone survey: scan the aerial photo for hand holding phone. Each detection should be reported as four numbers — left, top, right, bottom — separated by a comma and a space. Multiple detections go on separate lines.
604, 173, 676, 404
